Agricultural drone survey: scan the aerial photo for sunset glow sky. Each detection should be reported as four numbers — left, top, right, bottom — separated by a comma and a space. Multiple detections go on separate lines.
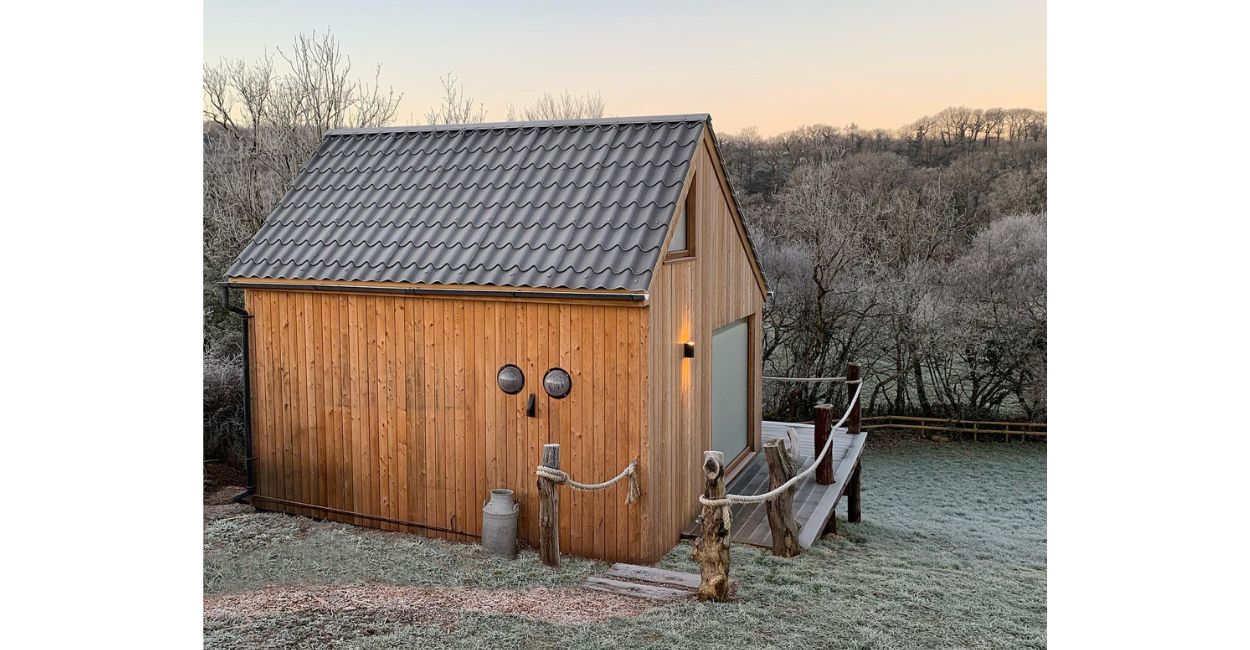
205, 0, 1046, 136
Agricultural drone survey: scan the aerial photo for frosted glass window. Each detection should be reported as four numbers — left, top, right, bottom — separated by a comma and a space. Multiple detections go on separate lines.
712, 319, 749, 462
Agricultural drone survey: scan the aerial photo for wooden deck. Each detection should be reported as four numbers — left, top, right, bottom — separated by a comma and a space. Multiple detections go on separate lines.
681, 421, 868, 549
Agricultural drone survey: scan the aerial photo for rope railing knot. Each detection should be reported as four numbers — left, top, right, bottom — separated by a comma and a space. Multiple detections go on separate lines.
536, 459, 641, 504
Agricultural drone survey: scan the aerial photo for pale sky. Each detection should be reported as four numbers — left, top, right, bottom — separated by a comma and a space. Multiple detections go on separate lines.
204, 0, 1046, 136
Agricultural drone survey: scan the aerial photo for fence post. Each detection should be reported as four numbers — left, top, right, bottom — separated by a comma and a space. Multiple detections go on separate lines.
847, 462, 862, 523
692, 450, 731, 601
537, 443, 560, 568
846, 362, 861, 435
763, 439, 801, 557
845, 362, 863, 525
814, 404, 834, 485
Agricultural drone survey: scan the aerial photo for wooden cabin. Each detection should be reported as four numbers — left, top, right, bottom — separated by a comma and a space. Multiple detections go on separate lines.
225, 114, 767, 563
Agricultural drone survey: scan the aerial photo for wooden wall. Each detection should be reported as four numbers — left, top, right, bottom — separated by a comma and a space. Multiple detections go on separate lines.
243, 289, 650, 562
642, 130, 767, 561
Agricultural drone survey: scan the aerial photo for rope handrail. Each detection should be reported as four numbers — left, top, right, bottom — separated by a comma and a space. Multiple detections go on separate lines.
536, 459, 640, 504
700, 380, 863, 507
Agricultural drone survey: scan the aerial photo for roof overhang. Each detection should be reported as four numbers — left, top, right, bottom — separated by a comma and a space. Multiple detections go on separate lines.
222, 279, 650, 304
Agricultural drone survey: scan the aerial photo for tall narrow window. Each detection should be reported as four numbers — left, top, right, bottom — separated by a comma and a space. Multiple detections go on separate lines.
667, 179, 695, 260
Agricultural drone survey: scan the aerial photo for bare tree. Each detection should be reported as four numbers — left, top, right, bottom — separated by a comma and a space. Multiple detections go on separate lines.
982, 108, 1006, 147
506, 90, 605, 121
1004, 108, 1047, 146
425, 71, 487, 125
753, 158, 883, 418
203, 30, 402, 358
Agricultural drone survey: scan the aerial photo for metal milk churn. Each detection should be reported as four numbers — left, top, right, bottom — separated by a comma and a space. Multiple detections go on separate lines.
482, 488, 521, 559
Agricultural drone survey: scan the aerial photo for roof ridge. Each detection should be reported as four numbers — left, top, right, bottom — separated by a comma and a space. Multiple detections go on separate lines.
325, 114, 710, 136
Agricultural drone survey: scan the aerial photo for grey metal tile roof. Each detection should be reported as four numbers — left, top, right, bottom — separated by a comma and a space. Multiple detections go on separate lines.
227, 115, 709, 291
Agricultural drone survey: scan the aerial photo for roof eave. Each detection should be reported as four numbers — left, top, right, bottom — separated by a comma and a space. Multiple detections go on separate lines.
222, 278, 651, 303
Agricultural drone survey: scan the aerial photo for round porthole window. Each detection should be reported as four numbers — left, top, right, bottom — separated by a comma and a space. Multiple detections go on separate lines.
497, 364, 525, 395
543, 368, 572, 399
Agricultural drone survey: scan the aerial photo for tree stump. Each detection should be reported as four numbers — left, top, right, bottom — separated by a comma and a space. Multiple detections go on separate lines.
763, 439, 801, 557
537, 443, 560, 568
692, 450, 731, 601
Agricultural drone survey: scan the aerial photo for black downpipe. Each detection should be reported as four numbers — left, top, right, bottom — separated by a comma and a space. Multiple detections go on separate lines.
220, 284, 255, 503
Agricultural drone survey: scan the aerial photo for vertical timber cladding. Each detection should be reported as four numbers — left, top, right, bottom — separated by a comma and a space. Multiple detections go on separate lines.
644, 130, 767, 561
244, 288, 648, 562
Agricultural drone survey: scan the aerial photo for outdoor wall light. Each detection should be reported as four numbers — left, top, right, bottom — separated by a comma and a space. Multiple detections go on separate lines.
497, 364, 525, 395
683, 341, 696, 358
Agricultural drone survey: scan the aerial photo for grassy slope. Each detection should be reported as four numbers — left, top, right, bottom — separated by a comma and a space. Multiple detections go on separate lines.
204, 435, 1046, 649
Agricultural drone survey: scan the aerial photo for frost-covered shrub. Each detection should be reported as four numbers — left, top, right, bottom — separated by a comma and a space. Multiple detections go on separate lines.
920, 214, 1047, 419
204, 355, 245, 465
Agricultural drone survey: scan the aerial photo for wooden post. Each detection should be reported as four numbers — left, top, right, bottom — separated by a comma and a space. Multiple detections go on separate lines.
847, 461, 862, 523
763, 439, 801, 557
813, 404, 834, 485
692, 450, 731, 601
537, 443, 560, 568
846, 362, 861, 435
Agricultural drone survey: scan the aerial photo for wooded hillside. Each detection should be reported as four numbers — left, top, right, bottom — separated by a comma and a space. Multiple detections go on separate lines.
718, 108, 1046, 421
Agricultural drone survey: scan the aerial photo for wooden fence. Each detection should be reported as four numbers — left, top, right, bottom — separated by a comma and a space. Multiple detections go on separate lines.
861, 415, 1046, 441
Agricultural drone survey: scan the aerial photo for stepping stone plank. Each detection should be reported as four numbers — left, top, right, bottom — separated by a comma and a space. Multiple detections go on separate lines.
606, 563, 702, 590
583, 577, 691, 601
583, 563, 738, 602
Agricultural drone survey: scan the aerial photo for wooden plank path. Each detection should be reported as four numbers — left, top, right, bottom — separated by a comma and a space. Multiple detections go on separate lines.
680, 421, 868, 549
581, 563, 734, 601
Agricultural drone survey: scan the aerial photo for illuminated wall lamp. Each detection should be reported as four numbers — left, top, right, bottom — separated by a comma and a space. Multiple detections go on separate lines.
682, 341, 696, 358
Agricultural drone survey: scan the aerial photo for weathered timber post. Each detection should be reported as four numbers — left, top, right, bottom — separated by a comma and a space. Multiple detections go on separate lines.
692, 450, 731, 601
847, 462, 862, 523
846, 362, 861, 435
846, 362, 863, 524
814, 403, 834, 485
763, 439, 801, 557
537, 443, 560, 568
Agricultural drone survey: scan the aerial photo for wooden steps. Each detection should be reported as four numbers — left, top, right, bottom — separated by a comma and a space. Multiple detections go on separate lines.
582, 563, 734, 602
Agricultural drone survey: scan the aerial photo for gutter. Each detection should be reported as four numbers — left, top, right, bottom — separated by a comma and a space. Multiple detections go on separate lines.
221, 281, 649, 302
219, 284, 256, 503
